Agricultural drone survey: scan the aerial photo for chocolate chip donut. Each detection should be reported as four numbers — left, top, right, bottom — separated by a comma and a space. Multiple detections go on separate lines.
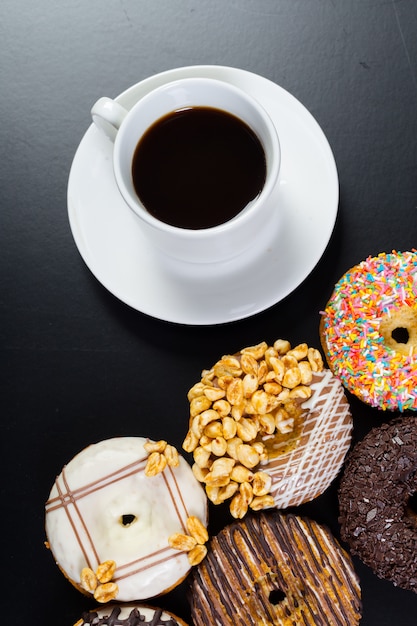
338, 416, 417, 593
320, 250, 417, 411
75, 604, 188, 626
45, 437, 208, 602
189, 511, 362, 625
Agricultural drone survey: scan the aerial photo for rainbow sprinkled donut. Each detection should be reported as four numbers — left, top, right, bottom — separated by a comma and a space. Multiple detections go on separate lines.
319, 250, 417, 411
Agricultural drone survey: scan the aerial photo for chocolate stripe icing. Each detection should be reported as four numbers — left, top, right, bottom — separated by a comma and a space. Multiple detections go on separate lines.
189, 511, 361, 626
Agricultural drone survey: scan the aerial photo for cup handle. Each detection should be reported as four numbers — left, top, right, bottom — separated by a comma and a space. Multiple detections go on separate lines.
91, 97, 128, 141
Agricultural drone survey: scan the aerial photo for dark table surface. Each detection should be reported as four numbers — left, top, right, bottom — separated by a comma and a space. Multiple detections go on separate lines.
2, 1, 417, 624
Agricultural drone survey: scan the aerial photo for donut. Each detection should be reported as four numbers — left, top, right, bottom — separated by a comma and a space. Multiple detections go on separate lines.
338, 416, 417, 593
74, 603, 188, 626
182, 340, 353, 517
45, 437, 208, 602
319, 250, 417, 411
188, 511, 362, 625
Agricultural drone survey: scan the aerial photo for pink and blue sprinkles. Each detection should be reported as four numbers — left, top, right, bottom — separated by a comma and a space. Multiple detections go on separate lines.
321, 250, 417, 411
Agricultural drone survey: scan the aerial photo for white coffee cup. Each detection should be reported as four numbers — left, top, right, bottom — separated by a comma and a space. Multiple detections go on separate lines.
91, 77, 280, 264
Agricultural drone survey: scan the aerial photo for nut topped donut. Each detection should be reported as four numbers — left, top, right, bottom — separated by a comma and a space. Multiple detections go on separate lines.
320, 250, 417, 411
45, 437, 208, 602
338, 416, 417, 593
182, 340, 353, 517
189, 511, 362, 625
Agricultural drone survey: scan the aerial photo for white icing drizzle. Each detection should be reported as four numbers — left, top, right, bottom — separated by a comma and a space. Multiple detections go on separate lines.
265, 370, 352, 508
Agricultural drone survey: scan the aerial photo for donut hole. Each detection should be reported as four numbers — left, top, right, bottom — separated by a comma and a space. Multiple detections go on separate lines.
391, 327, 409, 344
268, 587, 286, 605
379, 307, 417, 357
120, 513, 137, 527
406, 491, 417, 526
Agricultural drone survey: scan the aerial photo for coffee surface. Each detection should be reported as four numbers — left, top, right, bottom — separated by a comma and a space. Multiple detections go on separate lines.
132, 106, 266, 230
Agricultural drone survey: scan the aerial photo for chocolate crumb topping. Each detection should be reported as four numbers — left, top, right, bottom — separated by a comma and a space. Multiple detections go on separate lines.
338, 416, 417, 593
80, 607, 180, 626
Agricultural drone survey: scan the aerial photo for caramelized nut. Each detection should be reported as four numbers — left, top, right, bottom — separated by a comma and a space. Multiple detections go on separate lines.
287, 343, 308, 361
187, 382, 206, 401
80, 567, 97, 592
252, 471, 272, 497
222, 416, 237, 439
164, 444, 180, 467
188, 544, 207, 566
258, 413, 276, 435
169, 533, 197, 552
250, 495, 276, 511
239, 481, 254, 505
289, 385, 312, 400
236, 417, 259, 442
193, 446, 212, 469
187, 516, 209, 544
257, 360, 269, 385
242, 373, 259, 397
96, 560, 116, 584
218, 482, 239, 501
273, 339, 291, 355
226, 437, 244, 460
240, 353, 259, 376
203, 386, 226, 401
209, 456, 235, 477
251, 389, 269, 414
204, 420, 223, 438
230, 492, 249, 519
269, 356, 285, 381
145, 451, 167, 476
205, 485, 221, 504
192, 463, 209, 482
183, 429, 199, 453
203, 473, 231, 488
213, 399, 231, 416
308, 347, 324, 372
230, 464, 254, 483
211, 436, 228, 457
298, 360, 313, 385
190, 395, 212, 417
94, 582, 119, 603
282, 367, 302, 389
241, 341, 268, 359
200, 409, 221, 427
226, 378, 244, 406
144, 440, 167, 454
237, 444, 260, 469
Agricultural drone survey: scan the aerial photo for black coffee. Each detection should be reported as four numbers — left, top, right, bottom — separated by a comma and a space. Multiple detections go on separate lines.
131, 106, 266, 230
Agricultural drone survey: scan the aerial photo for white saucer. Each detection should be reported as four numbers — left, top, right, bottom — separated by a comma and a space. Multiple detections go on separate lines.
68, 65, 338, 325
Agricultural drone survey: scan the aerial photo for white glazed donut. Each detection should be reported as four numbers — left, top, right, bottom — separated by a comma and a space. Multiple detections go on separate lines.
45, 437, 208, 602
75, 603, 188, 626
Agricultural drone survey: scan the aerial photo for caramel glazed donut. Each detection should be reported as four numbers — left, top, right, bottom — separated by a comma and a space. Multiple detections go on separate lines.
320, 250, 417, 411
338, 416, 417, 593
183, 340, 353, 518
45, 437, 208, 603
189, 511, 362, 626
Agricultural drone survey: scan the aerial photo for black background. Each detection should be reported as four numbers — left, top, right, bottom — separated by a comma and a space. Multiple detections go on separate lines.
2, 1, 417, 624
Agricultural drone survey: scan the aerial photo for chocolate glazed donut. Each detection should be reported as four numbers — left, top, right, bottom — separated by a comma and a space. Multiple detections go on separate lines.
338, 416, 417, 593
